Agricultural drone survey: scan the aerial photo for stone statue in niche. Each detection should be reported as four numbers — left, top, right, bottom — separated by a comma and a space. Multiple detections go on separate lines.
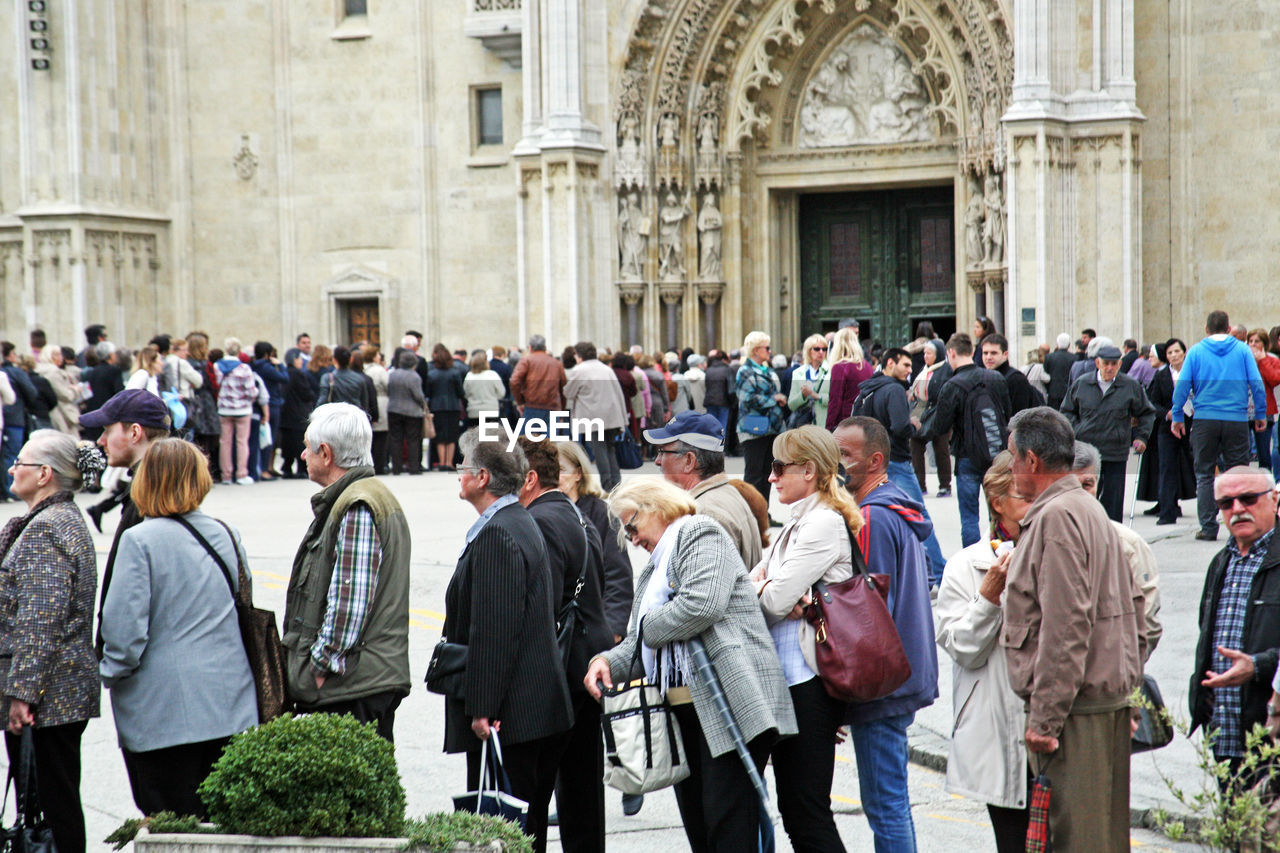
983, 172, 1006, 265
659, 113, 679, 148
964, 176, 985, 267
658, 189, 692, 281
698, 112, 719, 153
798, 23, 935, 148
698, 192, 723, 281
617, 114, 645, 188
618, 191, 649, 281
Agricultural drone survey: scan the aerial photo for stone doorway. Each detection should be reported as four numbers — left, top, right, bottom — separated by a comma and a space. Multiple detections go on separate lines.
798, 186, 955, 347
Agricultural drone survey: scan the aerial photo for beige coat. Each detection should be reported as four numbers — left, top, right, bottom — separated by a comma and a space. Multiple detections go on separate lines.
35, 362, 79, 435
934, 540, 1027, 809
1003, 475, 1144, 739
1111, 521, 1162, 660
563, 359, 627, 430
753, 493, 853, 674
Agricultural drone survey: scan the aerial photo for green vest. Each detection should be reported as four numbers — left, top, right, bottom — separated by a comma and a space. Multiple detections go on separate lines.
282, 467, 412, 706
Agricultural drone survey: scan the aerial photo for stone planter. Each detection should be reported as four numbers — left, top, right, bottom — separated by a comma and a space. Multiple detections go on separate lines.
134, 828, 506, 853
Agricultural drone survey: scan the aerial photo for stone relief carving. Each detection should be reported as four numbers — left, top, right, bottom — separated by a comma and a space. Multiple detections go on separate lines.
659, 112, 680, 148
618, 190, 650, 281
982, 172, 1005, 265
657, 189, 692, 281
964, 177, 984, 267
798, 24, 935, 148
233, 134, 258, 181
697, 192, 723, 281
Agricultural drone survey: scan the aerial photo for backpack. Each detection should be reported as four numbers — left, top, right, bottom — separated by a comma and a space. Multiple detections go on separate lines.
850, 384, 879, 418
960, 376, 1008, 467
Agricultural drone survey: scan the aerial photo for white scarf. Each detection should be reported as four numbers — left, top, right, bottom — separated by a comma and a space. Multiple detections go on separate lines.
638, 516, 693, 694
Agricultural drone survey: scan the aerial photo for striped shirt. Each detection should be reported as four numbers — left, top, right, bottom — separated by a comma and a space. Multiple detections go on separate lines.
311, 505, 382, 676
1210, 528, 1273, 756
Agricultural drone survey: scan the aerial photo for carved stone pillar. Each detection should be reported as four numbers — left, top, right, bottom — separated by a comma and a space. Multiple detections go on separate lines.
659, 283, 683, 353
618, 283, 644, 350
698, 282, 724, 353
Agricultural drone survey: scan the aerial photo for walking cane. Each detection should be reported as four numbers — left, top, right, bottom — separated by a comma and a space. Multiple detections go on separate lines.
686, 637, 776, 853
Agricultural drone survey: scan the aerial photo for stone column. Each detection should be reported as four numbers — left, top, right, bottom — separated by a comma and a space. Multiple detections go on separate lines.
538, 0, 600, 149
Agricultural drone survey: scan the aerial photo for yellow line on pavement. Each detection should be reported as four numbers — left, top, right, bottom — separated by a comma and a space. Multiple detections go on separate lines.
262, 582, 284, 590
830, 794, 861, 806
923, 813, 989, 828
834, 754, 851, 763
411, 608, 448, 621
254, 570, 291, 581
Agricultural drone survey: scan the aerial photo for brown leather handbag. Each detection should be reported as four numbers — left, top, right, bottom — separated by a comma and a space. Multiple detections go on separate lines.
804, 520, 912, 703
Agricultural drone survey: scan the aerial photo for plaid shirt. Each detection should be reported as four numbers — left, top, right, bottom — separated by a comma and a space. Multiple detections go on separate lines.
310, 505, 382, 677
1210, 528, 1274, 756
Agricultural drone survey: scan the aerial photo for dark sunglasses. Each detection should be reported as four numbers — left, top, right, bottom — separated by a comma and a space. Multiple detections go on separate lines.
811, 346, 828, 352
770, 460, 802, 478
1215, 490, 1273, 511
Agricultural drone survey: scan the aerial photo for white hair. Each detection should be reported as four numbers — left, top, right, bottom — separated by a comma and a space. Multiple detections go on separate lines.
1085, 336, 1113, 359
306, 403, 374, 469
1056, 333, 1072, 349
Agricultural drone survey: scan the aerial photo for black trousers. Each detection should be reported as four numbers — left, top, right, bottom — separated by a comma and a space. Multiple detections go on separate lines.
988, 803, 1030, 853
769, 677, 847, 853
1191, 419, 1252, 535
467, 732, 564, 853
5, 721, 88, 853
121, 735, 231, 818
553, 692, 605, 853
741, 435, 776, 507
371, 431, 389, 475
671, 703, 773, 853
387, 412, 423, 474
910, 430, 952, 492
296, 690, 403, 742
279, 427, 306, 477
1098, 458, 1128, 522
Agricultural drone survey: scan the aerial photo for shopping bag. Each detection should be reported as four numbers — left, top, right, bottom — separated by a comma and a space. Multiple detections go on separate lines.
453, 731, 528, 829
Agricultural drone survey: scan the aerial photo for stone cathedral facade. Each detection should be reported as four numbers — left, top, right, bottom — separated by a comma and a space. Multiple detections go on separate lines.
0, 0, 1276, 357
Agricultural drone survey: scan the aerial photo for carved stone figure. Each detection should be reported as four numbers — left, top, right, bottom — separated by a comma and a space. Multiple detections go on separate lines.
697, 192, 723, 281
798, 24, 936, 148
618, 191, 649, 280
659, 113, 679, 148
964, 177, 985, 266
617, 113, 645, 188
658, 190, 691, 281
983, 172, 1006, 265
233, 133, 258, 180
697, 112, 719, 153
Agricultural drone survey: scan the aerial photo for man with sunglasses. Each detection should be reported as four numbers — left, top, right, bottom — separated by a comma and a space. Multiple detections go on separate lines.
643, 410, 762, 570
1188, 466, 1280, 787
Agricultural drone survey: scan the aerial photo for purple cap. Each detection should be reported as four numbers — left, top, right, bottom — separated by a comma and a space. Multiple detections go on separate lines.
78, 389, 172, 430
643, 410, 725, 452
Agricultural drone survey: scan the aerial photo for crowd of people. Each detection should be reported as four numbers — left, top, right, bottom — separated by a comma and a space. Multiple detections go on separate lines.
0, 309, 1277, 853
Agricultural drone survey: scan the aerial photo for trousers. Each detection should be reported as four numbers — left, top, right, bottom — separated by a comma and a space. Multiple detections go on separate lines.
466, 732, 564, 853
121, 735, 232, 818
4, 721, 88, 853
296, 690, 403, 742
1190, 419, 1252, 535
553, 692, 605, 853
1028, 708, 1131, 852
769, 677, 847, 853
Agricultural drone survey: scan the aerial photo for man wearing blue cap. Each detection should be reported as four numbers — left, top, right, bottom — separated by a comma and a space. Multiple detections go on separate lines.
78, 389, 173, 658
644, 410, 763, 570
1061, 343, 1155, 521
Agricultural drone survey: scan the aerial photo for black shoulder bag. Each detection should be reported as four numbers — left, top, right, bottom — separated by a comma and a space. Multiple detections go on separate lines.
556, 502, 593, 669
1, 728, 54, 853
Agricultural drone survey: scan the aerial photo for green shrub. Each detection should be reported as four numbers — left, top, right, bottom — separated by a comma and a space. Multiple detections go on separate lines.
198, 713, 406, 838
403, 813, 532, 853
104, 812, 207, 850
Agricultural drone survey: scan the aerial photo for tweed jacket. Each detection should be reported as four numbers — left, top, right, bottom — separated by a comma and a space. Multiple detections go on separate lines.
0, 497, 100, 728
601, 515, 797, 757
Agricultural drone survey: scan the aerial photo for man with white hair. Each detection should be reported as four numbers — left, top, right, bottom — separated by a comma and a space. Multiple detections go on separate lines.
1043, 333, 1075, 410
284, 402, 412, 740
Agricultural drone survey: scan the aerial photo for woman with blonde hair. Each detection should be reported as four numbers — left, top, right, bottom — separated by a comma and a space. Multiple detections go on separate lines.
934, 450, 1033, 851
126, 344, 164, 396
824, 326, 874, 430
750, 425, 857, 851
733, 330, 787, 504
787, 334, 831, 429
35, 345, 82, 435
585, 478, 796, 853
99, 438, 257, 817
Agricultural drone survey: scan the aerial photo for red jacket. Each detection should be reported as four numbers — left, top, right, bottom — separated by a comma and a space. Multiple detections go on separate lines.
1256, 354, 1280, 417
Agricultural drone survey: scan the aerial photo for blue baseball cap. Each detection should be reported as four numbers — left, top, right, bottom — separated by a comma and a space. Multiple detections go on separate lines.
643, 410, 725, 452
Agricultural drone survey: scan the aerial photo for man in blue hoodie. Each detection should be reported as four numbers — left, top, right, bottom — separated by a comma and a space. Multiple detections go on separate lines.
1171, 310, 1267, 541
834, 415, 939, 853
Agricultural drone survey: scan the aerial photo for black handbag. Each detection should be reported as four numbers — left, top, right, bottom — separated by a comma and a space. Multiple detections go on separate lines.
555, 505, 592, 669
1131, 673, 1173, 753
615, 431, 643, 469
2, 728, 56, 853
426, 638, 468, 698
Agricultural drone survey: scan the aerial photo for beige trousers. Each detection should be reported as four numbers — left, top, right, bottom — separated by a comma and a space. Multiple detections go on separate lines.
1029, 707, 1131, 852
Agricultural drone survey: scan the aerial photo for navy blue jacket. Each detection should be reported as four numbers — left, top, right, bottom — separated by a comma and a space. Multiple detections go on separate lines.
0, 363, 38, 426
252, 358, 289, 407
844, 480, 939, 725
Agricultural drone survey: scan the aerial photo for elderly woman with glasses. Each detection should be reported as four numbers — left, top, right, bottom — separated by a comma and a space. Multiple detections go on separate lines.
786, 334, 831, 429
99, 438, 257, 819
734, 330, 788, 505
585, 478, 796, 853
444, 430, 573, 853
750, 425, 860, 852
0, 431, 99, 853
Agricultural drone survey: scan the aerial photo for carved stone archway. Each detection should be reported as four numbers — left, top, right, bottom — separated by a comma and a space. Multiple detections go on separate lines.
612, 0, 1013, 352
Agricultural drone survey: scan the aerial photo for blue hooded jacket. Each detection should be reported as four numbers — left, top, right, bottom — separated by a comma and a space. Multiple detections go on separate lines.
1171, 335, 1266, 423
844, 480, 939, 725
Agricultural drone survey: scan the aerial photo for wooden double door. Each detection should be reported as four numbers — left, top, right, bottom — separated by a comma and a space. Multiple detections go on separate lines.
798, 186, 956, 346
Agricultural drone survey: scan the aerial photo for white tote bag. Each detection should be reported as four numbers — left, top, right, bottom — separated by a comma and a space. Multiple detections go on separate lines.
599, 678, 690, 795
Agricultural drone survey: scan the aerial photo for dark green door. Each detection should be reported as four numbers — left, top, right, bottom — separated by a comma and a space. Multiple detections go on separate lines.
799, 187, 956, 346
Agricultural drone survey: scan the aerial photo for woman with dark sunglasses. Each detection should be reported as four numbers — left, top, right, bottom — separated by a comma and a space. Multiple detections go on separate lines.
787, 334, 831, 429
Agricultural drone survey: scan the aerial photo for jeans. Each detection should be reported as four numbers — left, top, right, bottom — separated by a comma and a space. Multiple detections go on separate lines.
1, 424, 24, 498
1190, 419, 1251, 535
955, 457, 986, 548
1254, 420, 1274, 473
583, 435, 621, 492
1273, 424, 1280, 476
521, 406, 553, 434
887, 460, 947, 586
850, 712, 918, 853
705, 405, 730, 432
